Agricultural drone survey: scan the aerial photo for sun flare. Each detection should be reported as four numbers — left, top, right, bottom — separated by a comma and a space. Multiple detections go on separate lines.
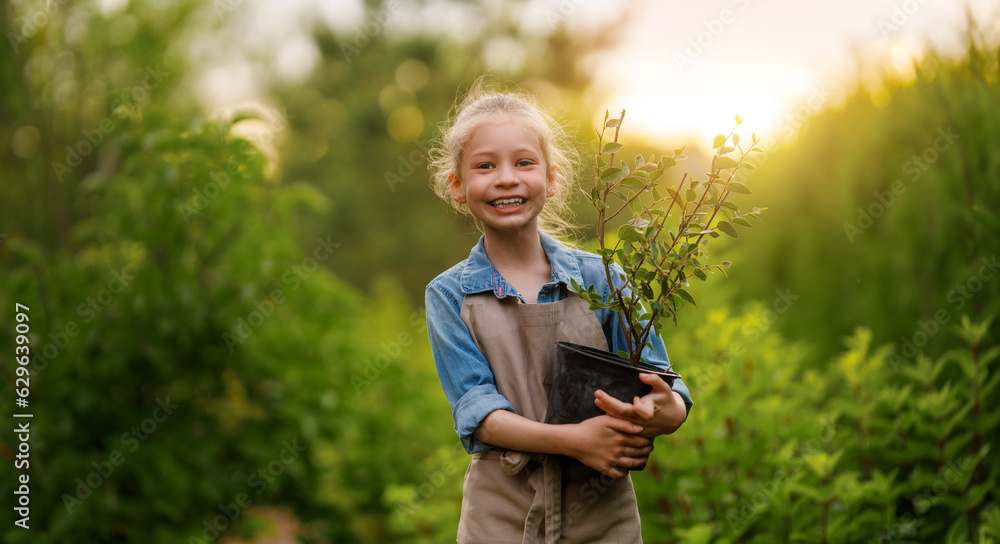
602, 68, 810, 150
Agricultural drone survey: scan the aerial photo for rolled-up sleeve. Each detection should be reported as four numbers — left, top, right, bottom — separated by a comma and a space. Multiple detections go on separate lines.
425, 282, 515, 453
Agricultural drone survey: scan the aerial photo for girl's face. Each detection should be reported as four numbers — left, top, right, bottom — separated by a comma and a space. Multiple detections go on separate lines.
449, 117, 556, 237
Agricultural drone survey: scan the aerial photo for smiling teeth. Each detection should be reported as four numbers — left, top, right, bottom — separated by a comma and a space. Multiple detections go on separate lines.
492, 198, 525, 208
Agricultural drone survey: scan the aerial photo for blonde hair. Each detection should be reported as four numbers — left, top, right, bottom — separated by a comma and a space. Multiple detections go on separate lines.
428, 81, 579, 241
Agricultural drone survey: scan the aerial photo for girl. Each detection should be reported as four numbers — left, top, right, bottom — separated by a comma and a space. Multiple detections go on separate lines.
425, 85, 693, 543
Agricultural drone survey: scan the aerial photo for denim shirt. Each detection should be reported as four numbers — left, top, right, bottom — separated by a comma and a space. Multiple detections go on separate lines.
425, 232, 694, 453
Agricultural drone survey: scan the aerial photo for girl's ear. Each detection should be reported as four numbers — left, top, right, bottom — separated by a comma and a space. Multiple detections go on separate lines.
546, 166, 558, 197
448, 172, 467, 203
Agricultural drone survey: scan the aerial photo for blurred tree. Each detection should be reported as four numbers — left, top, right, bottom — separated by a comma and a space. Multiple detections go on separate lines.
727, 21, 1000, 359
265, 0, 627, 301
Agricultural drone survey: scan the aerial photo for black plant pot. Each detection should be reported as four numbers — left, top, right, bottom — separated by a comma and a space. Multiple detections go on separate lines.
546, 342, 681, 472
546, 341, 681, 426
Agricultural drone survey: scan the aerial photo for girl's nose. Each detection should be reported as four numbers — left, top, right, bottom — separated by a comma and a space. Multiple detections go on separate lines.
495, 164, 519, 186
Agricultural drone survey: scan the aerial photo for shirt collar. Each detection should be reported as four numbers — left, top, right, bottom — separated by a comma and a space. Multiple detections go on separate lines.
460, 232, 583, 298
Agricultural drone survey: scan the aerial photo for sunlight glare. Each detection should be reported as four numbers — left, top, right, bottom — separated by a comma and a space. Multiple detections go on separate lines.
604, 65, 810, 151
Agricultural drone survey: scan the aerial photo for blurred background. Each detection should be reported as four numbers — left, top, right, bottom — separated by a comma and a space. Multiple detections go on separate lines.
1, 0, 998, 542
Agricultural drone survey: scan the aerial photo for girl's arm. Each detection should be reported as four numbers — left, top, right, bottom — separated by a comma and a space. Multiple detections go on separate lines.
594, 373, 688, 438
475, 409, 653, 479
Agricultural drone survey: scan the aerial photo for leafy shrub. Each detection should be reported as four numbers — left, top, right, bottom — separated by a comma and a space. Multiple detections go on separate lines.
634, 286, 998, 543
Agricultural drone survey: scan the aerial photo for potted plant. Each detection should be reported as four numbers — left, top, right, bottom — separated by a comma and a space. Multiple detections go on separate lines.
545, 110, 765, 426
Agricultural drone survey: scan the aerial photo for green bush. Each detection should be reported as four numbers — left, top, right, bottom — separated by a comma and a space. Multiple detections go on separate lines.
0, 108, 459, 542
634, 286, 998, 543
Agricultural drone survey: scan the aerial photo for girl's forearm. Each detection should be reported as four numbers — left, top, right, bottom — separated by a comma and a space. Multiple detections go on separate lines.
474, 409, 575, 457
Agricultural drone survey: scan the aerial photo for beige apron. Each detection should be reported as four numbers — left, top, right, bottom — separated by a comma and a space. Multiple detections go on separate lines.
457, 291, 642, 544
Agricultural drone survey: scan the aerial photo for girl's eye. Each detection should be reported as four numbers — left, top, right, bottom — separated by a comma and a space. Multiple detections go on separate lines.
517, 160, 534, 167
475, 163, 493, 170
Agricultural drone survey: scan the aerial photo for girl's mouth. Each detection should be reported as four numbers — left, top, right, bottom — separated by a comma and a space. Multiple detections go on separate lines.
490, 197, 526, 209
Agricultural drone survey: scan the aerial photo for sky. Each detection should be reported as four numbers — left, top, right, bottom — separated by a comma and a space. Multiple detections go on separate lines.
585, 0, 999, 145
193, 0, 999, 147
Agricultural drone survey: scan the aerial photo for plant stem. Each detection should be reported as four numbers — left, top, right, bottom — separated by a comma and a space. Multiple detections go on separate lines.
596, 110, 639, 361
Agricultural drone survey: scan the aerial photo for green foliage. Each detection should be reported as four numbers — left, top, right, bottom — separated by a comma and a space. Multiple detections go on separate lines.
729, 26, 1000, 358
572, 111, 765, 365
1, 1, 462, 541
0, 101, 458, 542
634, 289, 998, 543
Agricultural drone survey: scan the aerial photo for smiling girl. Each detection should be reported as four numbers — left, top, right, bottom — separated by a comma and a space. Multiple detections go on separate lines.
425, 84, 693, 543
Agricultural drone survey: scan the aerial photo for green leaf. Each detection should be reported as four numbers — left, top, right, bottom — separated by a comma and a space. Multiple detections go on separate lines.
733, 133, 740, 146
230, 111, 263, 124
620, 177, 645, 191
685, 188, 698, 202
735, 114, 743, 125
713, 134, 726, 149
660, 156, 677, 169
733, 217, 752, 227
600, 167, 622, 184
605, 118, 619, 128
717, 221, 739, 238
715, 156, 738, 170
617, 224, 639, 242
635, 154, 645, 167
693, 268, 707, 281
728, 181, 752, 194
676, 288, 696, 306
603, 141, 624, 154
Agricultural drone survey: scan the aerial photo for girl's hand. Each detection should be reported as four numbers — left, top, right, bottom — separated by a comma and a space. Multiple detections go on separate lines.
563, 415, 654, 479
594, 373, 687, 438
